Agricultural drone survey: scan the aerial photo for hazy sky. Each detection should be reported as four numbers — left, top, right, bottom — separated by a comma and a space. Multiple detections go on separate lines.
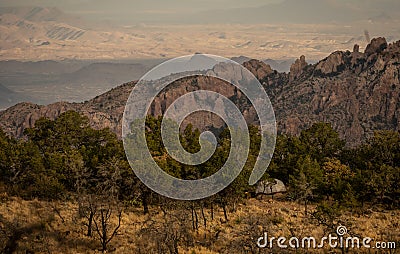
0, 0, 282, 15
0, 0, 282, 9
0, 0, 399, 24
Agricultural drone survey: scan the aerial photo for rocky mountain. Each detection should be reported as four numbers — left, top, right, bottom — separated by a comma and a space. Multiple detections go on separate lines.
0, 37, 399, 146
273, 37, 400, 145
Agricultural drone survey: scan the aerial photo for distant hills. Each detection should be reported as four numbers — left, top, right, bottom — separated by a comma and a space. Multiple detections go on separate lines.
0, 59, 164, 108
1, 5, 400, 62
0, 6, 94, 28
232, 56, 293, 72
0, 56, 299, 110
1, 38, 399, 146
0, 83, 32, 110
196, 0, 400, 24
4, 0, 397, 25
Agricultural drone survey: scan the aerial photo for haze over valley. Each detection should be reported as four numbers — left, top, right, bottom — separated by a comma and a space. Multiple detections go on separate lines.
1, 0, 400, 110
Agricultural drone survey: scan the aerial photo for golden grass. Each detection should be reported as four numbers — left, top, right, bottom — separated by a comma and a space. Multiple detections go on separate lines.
0, 194, 398, 253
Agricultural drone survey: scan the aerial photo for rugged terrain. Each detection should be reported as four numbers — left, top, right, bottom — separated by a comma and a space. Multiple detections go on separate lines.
1, 38, 399, 146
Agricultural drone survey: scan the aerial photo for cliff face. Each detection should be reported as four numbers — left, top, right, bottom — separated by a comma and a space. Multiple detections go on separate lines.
0, 83, 134, 138
274, 37, 400, 145
1, 38, 399, 146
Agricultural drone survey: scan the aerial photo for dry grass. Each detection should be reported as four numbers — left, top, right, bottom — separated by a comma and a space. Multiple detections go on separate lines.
0, 194, 398, 253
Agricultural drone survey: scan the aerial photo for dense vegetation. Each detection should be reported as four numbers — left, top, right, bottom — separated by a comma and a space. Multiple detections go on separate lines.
0, 110, 399, 253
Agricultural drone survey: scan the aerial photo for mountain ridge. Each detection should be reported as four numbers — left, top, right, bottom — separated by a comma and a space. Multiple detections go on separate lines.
1, 37, 399, 146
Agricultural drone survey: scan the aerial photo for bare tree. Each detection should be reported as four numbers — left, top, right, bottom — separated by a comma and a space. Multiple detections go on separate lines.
71, 159, 96, 237
93, 201, 122, 253
74, 156, 125, 252
77, 194, 97, 237
135, 210, 194, 254
92, 158, 124, 252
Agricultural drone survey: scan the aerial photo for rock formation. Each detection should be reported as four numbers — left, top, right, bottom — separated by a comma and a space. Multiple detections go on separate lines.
1, 38, 399, 146
353, 44, 359, 53
289, 55, 308, 81
242, 59, 273, 81
364, 37, 387, 56
314, 51, 346, 76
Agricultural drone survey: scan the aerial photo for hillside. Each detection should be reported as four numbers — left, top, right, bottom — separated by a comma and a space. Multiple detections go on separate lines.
1, 196, 398, 253
0, 37, 399, 146
0, 84, 33, 111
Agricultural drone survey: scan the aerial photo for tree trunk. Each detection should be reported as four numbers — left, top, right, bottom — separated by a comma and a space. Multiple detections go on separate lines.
191, 206, 195, 230
194, 208, 199, 230
304, 200, 308, 216
222, 204, 228, 222
173, 239, 179, 254
210, 203, 214, 221
142, 191, 149, 214
201, 204, 207, 229
87, 210, 94, 237
102, 210, 108, 253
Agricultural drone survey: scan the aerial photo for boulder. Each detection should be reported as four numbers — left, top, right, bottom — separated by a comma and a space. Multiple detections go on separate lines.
256, 179, 287, 195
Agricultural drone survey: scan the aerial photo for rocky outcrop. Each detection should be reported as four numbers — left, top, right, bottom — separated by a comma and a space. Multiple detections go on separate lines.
0, 83, 134, 137
242, 59, 273, 81
289, 55, 307, 81
274, 38, 400, 145
314, 51, 346, 76
364, 37, 387, 56
353, 44, 360, 53
1, 38, 399, 146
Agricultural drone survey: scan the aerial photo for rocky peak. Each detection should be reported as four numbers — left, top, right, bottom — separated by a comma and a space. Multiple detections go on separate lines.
386, 40, 400, 53
353, 44, 360, 53
314, 51, 346, 76
242, 59, 273, 81
364, 37, 387, 56
289, 55, 307, 81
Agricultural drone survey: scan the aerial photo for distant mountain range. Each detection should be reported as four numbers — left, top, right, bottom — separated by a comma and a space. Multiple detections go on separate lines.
0, 59, 164, 108
231, 56, 294, 72
194, 0, 400, 24
1, 37, 399, 146
4, 0, 397, 25
0, 83, 33, 110
1, 5, 400, 62
0, 56, 302, 110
